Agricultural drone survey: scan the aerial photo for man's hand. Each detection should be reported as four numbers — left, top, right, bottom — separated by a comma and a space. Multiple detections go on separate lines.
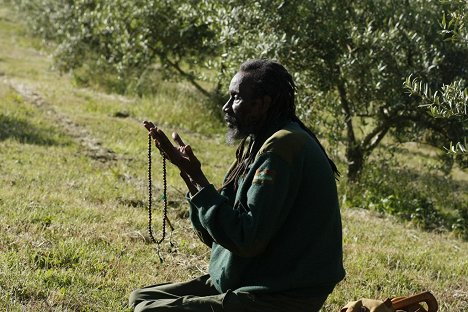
143, 121, 210, 191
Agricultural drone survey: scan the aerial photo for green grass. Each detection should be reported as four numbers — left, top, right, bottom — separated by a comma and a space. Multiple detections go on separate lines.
1, 4, 467, 311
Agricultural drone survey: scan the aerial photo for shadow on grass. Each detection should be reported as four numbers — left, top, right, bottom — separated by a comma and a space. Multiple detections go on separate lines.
0, 113, 68, 146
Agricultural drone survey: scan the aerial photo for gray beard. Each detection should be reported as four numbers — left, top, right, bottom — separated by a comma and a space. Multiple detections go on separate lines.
225, 126, 247, 145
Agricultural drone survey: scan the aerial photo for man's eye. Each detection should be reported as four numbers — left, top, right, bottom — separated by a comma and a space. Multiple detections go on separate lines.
233, 95, 240, 101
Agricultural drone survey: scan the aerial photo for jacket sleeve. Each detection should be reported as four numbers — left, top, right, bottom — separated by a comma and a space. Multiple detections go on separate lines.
188, 200, 215, 247
188, 151, 298, 257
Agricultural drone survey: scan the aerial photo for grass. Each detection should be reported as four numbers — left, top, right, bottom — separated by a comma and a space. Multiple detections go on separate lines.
1, 4, 467, 311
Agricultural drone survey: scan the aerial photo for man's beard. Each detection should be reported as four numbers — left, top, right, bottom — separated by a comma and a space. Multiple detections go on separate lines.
226, 127, 246, 145
225, 114, 253, 145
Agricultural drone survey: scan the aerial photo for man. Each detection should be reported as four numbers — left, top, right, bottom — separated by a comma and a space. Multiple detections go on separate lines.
129, 59, 345, 311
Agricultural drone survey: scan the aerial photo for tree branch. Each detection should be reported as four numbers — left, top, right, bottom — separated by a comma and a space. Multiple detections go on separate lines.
147, 44, 212, 98
164, 58, 211, 98
337, 78, 358, 148
362, 122, 391, 154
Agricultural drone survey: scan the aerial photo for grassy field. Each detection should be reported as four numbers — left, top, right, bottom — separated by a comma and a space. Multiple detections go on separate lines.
1, 5, 468, 312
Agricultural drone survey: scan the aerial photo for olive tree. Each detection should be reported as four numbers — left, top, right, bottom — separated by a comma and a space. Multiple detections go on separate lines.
15, 0, 220, 95
211, 0, 466, 181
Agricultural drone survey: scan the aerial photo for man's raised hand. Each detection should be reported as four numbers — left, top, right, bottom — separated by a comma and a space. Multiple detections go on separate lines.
143, 121, 209, 191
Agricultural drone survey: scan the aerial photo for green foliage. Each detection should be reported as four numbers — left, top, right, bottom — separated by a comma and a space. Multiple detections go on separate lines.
404, 76, 467, 155
440, 0, 467, 43
344, 147, 468, 239
14, 0, 218, 95
269, 0, 467, 181
405, 77, 467, 119
404, 1, 467, 157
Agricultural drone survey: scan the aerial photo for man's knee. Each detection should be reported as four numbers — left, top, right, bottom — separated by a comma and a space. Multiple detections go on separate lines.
133, 301, 152, 312
128, 288, 144, 308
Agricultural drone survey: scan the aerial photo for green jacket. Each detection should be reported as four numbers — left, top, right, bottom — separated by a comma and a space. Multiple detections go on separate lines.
188, 121, 345, 295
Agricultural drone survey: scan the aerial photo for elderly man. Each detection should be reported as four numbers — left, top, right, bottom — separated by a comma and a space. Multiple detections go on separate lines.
129, 59, 345, 312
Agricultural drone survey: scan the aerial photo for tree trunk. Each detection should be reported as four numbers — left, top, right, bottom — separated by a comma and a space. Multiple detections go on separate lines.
336, 77, 364, 183
346, 145, 364, 182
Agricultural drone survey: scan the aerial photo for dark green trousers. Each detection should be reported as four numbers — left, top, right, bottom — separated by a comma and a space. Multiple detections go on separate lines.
129, 275, 328, 312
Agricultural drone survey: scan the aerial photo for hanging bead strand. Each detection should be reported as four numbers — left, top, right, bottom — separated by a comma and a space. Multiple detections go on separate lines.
147, 133, 158, 245
158, 154, 168, 244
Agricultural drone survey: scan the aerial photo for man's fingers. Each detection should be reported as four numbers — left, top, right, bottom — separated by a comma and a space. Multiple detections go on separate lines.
145, 125, 198, 172
172, 132, 186, 147
151, 128, 179, 161
184, 145, 200, 165
155, 129, 174, 150
143, 120, 156, 132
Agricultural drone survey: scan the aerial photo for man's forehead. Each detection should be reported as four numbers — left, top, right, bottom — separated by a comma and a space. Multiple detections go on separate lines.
229, 72, 254, 94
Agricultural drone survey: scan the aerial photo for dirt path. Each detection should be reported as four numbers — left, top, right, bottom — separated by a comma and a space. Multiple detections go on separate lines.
3, 77, 117, 162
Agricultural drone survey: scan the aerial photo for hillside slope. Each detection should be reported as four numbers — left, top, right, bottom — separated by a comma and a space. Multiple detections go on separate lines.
0, 5, 467, 311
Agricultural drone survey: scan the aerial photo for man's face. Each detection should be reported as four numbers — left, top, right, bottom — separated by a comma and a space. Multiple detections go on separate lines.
222, 72, 268, 143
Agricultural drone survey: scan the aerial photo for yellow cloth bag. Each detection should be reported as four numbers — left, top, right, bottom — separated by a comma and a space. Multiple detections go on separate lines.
341, 298, 395, 312
340, 291, 438, 312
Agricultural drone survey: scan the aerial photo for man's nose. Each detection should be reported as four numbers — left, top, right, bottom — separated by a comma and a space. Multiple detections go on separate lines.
222, 99, 232, 113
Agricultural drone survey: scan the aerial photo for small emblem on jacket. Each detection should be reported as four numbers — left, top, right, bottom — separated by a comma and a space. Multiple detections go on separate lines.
253, 169, 276, 184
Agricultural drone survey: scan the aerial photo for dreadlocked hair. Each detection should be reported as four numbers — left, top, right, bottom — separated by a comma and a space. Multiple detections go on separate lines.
221, 59, 340, 191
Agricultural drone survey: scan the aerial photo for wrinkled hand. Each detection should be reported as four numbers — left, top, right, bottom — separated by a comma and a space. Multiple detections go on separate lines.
143, 121, 209, 191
